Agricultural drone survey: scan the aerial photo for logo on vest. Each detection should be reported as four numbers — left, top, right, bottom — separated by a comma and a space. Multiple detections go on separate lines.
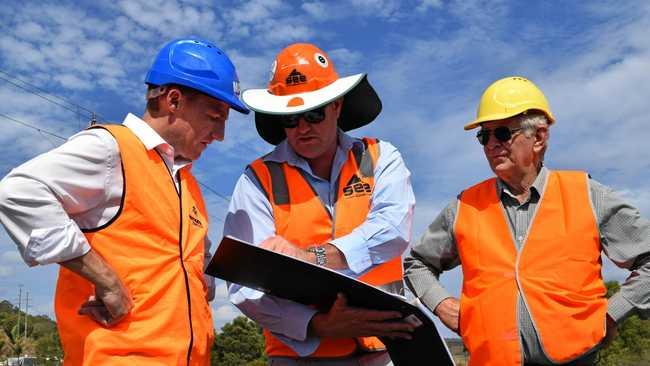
189, 206, 203, 228
342, 174, 371, 197
286, 69, 307, 86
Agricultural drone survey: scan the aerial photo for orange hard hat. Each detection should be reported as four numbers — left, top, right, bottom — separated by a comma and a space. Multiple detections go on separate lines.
242, 43, 382, 145
268, 43, 340, 98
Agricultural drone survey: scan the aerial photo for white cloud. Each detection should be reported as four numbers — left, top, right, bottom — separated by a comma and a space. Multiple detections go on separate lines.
261, 22, 315, 44
349, 0, 402, 20
226, 0, 284, 25
213, 304, 241, 327
301, 1, 330, 20
0, 36, 45, 68
617, 188, 650, 217
0, 264, 14, 277
81, 40, 113, 61
14, 21, 47, 41
214, 282, 229, 299
117, 0, 221, 39
53, 74, 92, 90
1, 251, 22, 264
328, 48, 364, 73
222, 0, 317, 46
416, 0, 443, 12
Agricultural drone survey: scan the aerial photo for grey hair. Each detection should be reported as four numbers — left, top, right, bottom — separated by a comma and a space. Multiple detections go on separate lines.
517, 112, 550, 163
517, 112, 549, 137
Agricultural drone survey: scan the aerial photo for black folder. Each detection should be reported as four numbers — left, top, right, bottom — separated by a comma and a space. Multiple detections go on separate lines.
206, 236, 456, 366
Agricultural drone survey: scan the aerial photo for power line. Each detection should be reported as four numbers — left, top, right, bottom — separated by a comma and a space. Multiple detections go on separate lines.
198, 181, 230, 202
0, 112, 67, 140
0, 69, 105, 122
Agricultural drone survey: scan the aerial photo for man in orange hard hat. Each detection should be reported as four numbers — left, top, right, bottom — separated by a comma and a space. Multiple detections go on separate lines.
0, 38, 249, 365
404, 76, 650, 366
223, 43, 416, 365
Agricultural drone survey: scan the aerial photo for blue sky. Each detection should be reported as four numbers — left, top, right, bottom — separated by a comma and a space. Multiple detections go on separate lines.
0, 0, 649, 339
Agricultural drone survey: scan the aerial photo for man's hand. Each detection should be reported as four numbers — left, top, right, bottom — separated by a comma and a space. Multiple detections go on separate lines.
310, 293, 415, 339
78, 278, 133, 327
434, 297, 460, 334
61, 250, 134, 327
260, 235, 349, 269
261, 235, 311, 262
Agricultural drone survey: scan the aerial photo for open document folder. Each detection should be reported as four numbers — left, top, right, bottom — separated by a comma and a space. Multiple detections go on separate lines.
205, 236, 456, 366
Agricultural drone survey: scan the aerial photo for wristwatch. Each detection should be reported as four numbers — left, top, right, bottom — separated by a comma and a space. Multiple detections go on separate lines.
307, 246, 327, 266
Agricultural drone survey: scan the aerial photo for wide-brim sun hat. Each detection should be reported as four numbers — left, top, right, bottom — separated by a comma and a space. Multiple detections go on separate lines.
241, 43, 382, 145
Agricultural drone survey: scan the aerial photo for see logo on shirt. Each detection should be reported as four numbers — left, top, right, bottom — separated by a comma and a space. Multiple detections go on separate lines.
342, 174, 371, 197
189, 206, 203, 228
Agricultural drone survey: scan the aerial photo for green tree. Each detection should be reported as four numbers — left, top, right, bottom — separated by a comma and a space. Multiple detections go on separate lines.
598, 281, 650, 365
0, 299, 62, 362
212, 316, 266, 366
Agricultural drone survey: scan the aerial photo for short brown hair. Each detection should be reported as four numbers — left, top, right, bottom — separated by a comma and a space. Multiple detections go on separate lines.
145, 84, 200, 114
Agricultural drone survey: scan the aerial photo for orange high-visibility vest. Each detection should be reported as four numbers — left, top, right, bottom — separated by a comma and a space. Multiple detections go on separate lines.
54, 125, 214, 366
248, 138, 403, 358
454, 170, 607, 366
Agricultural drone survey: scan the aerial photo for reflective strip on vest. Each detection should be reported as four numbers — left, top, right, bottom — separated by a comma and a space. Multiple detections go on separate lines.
54, 125, 213, 366
249, 137, 404, 358
454, 171, 606, 366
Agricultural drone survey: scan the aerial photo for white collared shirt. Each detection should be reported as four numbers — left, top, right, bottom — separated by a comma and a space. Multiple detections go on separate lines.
0, 114, 214, 298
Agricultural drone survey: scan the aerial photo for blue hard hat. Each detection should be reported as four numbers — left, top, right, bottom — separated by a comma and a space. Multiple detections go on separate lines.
145, 38, 250, 114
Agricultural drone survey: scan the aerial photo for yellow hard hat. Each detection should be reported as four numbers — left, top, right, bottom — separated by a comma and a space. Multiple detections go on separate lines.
464, 76, 555, 130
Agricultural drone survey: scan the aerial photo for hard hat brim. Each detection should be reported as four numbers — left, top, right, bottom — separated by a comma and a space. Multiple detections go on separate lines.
244, 74, 382, 145
464, 108, 556, 130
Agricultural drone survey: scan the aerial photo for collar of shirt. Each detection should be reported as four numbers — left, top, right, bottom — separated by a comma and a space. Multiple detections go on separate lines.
122, 113, 192, 175
263, 129, 363, 182
497, 166, 549, 205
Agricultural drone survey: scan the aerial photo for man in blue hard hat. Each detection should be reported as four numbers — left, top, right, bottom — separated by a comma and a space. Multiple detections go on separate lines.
0, 38, 249, 365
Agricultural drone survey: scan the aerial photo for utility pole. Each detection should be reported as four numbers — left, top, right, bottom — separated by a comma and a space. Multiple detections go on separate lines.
24, 290, 29, 339
16, 285, 23, 342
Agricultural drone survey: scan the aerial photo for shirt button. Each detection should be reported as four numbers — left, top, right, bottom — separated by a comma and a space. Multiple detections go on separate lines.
517, 236, 524, 241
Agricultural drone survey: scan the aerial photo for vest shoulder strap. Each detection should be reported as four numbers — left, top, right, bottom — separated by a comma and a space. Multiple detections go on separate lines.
248, 159, 290, 206
353, 137, 380, 178
249, 138, 381, 207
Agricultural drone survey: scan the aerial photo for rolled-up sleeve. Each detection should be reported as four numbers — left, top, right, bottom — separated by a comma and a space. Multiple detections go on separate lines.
329, 141, 415, 274
0, 130, 118, 266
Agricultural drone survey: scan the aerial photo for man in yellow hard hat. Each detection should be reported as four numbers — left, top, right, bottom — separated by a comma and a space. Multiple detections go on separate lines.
404, 76, 650, 366
223, 43, 416, 365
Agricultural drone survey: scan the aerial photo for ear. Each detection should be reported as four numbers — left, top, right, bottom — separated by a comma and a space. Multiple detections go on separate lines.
165, 88, 182, 113
331, 97, 344, 118
332, 97, 343, 110
532, 126, 548, 154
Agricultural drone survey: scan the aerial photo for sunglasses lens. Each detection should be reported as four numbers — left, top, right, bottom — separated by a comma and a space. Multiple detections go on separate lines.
493, 127, 513, 142
279, 106, 326, 128
303, 107, 326, 123
280, 114, 300, 128
477, 130, 489, 146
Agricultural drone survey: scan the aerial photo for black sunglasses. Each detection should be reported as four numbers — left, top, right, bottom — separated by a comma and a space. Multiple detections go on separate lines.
476, 126, 523, 146
279, 106, 327, 128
